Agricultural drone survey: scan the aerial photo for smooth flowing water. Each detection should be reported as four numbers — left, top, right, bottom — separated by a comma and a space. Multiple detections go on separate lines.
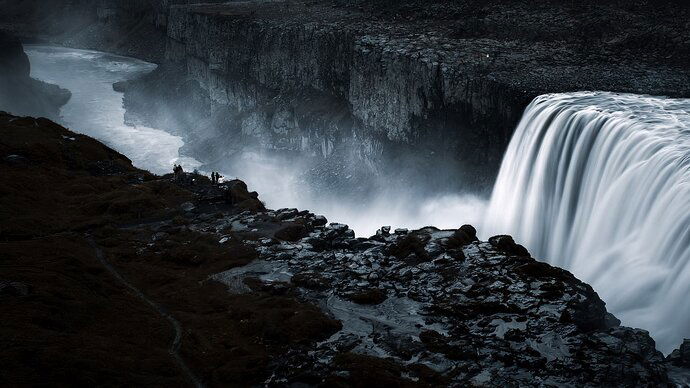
26, 45, 200, 175
485, 92, 690, 353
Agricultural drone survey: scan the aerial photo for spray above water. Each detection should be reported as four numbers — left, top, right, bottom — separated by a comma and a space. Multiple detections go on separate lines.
24, 45, 485, 238
217, 150, 488, 237
485, 92, 690, 353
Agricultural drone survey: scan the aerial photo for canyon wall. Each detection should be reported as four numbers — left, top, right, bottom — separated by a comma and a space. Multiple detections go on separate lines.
121, 0, 690, 192
2, 0, 689, 192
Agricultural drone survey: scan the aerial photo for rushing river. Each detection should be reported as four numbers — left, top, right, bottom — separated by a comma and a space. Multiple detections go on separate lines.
26, 45, 200, 175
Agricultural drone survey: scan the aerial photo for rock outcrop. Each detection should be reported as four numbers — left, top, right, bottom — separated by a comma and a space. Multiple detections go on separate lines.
0, 31, 70, 119
1, 112, 689, 386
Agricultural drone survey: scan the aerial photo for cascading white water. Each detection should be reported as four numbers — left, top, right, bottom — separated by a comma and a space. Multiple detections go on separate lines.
485, 92, 690, 354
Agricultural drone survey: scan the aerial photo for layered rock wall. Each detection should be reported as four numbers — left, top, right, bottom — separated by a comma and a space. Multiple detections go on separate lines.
4, 0, 689, 191
151, 3, 527, 190
143, 0, 690, 191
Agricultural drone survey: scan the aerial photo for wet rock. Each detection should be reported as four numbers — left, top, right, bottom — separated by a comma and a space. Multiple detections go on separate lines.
222, 179, 266, 211
388, 233, 430, 261
345, 288, 387, 305
180, 201, 195, 212
274, 222, 309, 242
459, 224, 477, 240
292, 271, 330, 291
489, 235, 530, 257
419, 330, 477, 360
146, 166, 688, 386
668, 339, 690, 367
445, 227, 476, 248
376, 225, 391, 237
276, 208, 299, 221
515, 261, 566, 279
312, 215, 328, 226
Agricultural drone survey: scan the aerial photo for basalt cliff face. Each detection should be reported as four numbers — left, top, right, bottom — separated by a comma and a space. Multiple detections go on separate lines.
122, 0, 690, 191
2, 112, 690, 386
2, 0, 689, 191
0, 0, 227, 63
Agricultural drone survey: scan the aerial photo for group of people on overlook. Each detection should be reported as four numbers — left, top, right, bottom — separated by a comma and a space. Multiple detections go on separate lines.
172, 164, 223, 185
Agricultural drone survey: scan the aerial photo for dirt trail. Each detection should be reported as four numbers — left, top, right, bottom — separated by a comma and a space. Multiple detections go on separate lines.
87, 237, 204, 388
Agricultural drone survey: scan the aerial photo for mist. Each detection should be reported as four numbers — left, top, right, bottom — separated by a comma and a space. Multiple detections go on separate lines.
24, 44, 488, 239
215, 149, 488, 237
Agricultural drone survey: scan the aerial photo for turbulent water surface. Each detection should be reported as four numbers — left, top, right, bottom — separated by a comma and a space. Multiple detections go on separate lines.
26, 45, 200, 175
485, 92, 690, 353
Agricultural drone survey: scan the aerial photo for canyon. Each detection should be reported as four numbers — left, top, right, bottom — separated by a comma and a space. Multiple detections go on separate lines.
1, 112, 690, 386
3, 0, 689, 192
1, 0, 690, 386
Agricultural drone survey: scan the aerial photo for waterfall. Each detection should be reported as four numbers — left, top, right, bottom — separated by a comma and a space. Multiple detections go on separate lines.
485, 92, 690, 353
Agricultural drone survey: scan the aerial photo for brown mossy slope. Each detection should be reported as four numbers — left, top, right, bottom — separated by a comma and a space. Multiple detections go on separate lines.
0, 114, 189, 239
0, 113, 340, 386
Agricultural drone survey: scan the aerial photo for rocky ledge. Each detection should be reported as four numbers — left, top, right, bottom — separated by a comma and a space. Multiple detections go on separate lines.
1, 113, 689, 386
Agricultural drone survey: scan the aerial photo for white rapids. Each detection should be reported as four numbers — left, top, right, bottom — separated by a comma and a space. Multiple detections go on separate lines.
484, 92, 690, 353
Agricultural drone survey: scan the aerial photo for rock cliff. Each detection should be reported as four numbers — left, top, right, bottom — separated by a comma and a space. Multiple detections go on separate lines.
0, 30, 70, 119
1, 112, 689, 386
2, 0, 689, 191
120, 0, 690, 192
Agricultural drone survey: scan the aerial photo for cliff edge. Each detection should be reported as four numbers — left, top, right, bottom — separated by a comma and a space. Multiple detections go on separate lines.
1, 113, 688, 386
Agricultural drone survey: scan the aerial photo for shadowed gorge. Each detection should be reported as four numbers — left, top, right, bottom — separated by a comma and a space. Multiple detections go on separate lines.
1, 0, 690, 386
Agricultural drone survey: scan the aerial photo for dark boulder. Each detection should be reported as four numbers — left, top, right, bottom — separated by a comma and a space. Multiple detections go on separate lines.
291, 272, 330, 290
345, 288, 387, 305
445, 224, 479, 249
274, 222, 309, 242
489, 235, 530, 257
222, 179, 266, 211
388, 233, 430, 260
